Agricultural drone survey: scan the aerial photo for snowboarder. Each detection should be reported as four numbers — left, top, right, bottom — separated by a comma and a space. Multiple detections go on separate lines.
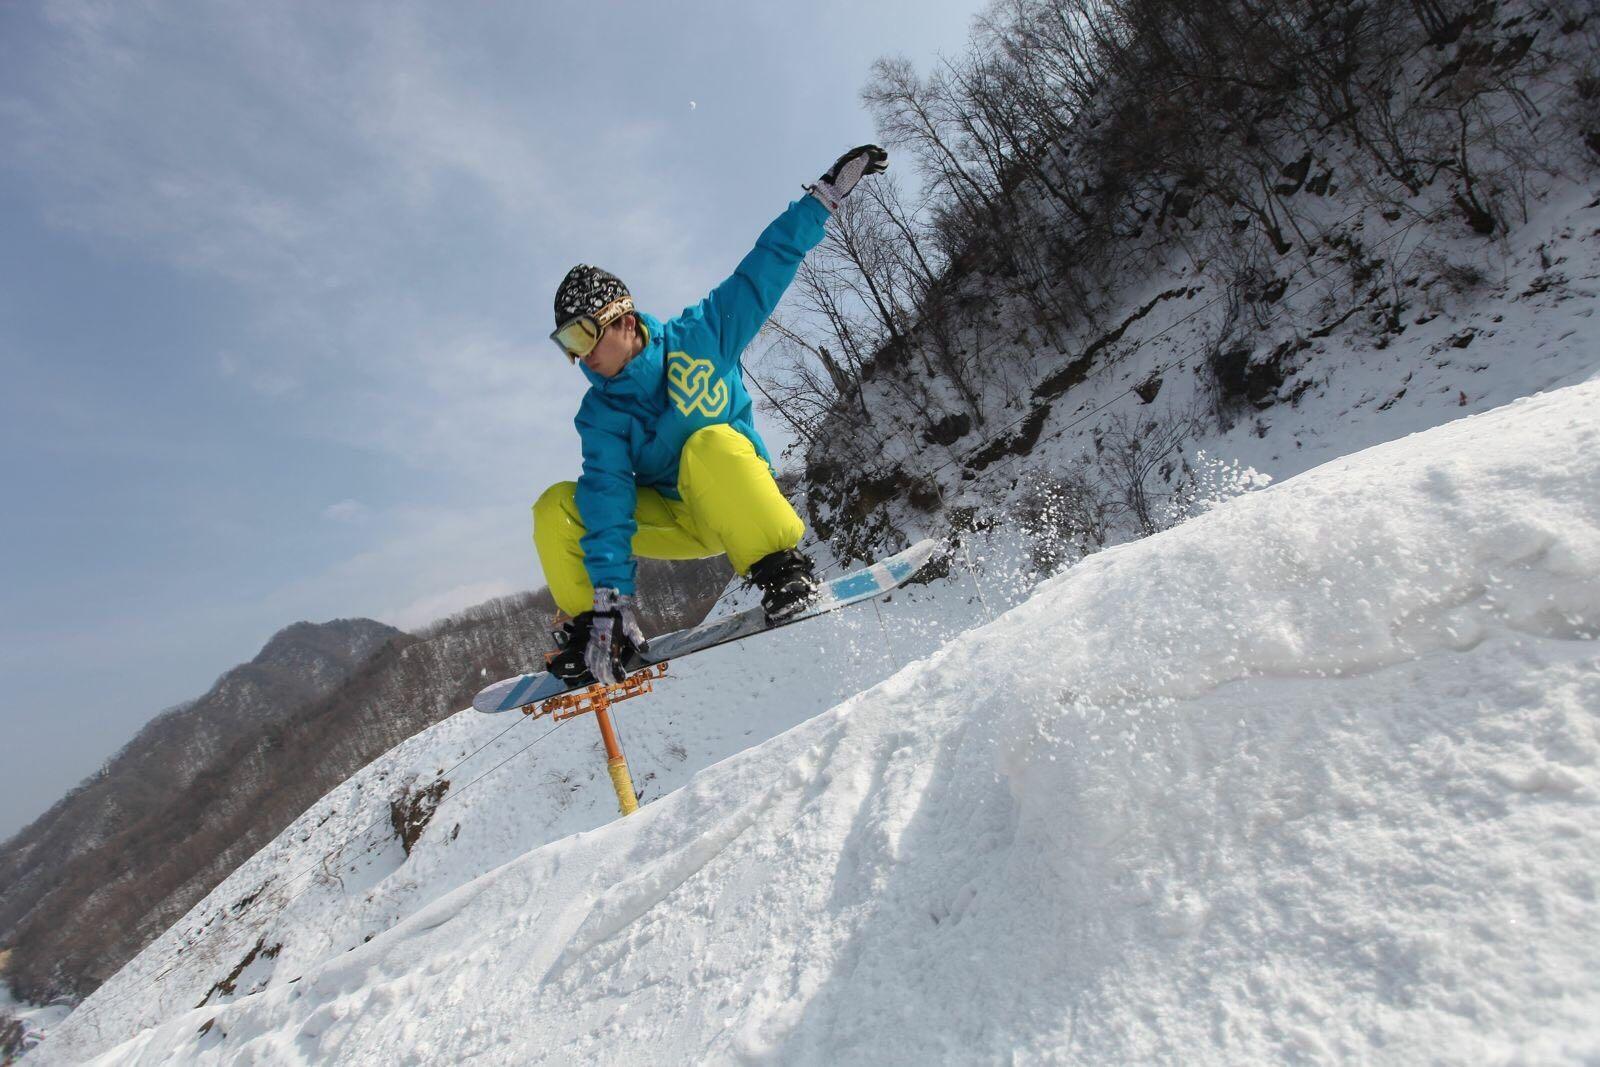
534, 144, 889, 686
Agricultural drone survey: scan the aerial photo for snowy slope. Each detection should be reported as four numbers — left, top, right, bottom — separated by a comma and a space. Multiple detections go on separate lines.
28, 547, 1000, 1065
1, 987, 69, 1061
65, 376, 1600, 1064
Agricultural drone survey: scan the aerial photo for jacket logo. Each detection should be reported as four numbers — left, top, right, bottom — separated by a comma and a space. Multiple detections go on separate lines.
667, 351, 729, 418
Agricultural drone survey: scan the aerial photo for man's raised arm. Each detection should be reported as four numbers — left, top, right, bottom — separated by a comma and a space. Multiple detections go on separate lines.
692, 145, 888, 368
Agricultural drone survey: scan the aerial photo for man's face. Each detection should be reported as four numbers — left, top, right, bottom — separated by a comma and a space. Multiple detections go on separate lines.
582, 313, 637, 379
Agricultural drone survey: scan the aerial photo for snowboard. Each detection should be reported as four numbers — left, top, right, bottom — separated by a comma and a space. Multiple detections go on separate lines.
472, 538, 941, 714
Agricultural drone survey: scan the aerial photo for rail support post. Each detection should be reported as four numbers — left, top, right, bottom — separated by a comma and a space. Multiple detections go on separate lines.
593, 698, 638, 816
527, 663, 666, 819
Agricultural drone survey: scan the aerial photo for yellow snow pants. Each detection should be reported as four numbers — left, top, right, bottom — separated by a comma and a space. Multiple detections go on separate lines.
533, 424, 806, 616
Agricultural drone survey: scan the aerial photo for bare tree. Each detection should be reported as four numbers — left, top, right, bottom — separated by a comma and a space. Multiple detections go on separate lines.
1095, 407, 1200, 535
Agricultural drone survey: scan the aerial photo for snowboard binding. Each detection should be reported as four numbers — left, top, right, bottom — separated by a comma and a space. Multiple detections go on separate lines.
748, 548, 819, 621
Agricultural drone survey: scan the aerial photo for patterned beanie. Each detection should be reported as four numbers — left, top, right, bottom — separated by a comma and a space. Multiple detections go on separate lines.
554, 264, 630, 326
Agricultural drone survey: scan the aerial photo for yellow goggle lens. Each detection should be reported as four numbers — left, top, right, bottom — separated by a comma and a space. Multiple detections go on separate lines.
551, 296, 633, 362
553, 318, 601, 358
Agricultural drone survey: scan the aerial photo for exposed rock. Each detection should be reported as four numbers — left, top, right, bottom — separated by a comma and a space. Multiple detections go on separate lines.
923, 412, 972, 446
390, 779, 450, 856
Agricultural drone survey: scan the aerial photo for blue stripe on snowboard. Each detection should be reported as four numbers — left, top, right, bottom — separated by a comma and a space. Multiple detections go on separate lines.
830, 572, 881, 599
497, 674, 541, 712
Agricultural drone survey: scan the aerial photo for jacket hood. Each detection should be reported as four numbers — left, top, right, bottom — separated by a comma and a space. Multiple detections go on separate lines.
579, 312, 664, 402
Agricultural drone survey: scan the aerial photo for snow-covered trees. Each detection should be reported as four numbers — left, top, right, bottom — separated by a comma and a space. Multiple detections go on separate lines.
753, 0, 1597, 561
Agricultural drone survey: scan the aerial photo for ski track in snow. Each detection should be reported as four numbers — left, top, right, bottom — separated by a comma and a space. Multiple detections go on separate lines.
45, 372, 1600, 1065
27, 185, 1600, 1064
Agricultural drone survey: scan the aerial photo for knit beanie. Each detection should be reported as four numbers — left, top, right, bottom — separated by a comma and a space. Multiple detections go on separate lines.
554, 264, 630, 326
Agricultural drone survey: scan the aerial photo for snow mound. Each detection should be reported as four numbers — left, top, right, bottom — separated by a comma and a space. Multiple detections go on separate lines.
97, 382, 1600, 1063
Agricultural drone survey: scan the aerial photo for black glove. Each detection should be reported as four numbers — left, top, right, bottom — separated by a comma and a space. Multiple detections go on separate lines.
807, 144, 889, 212
584, 587, 646, 685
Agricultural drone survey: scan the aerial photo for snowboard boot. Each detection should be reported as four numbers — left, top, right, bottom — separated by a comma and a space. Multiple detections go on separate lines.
747, 548, 819, 621
547, 612, 596, 683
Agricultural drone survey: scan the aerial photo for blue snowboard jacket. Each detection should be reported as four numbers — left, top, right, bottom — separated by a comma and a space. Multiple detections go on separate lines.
572, 193, 831, 595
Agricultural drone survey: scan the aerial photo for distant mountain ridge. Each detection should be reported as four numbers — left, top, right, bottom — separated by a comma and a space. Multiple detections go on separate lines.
0, 555, 730, 1006
0, 618, 404, 998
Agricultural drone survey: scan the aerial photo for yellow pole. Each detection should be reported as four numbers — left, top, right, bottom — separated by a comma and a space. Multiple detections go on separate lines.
594, 698, 638, 816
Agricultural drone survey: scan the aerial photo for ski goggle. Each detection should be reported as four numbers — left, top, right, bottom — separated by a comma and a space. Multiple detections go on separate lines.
550, 296, 635, 363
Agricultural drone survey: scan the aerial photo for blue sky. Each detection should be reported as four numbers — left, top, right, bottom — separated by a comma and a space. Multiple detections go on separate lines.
0, 0, 987, 839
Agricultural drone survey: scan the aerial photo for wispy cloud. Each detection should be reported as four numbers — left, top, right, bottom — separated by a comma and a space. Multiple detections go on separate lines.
388, 580, 521, 632
218, 350, 300, 398
2, 1, 702, 479
322, 499, 368, 523
264, 500, 541, 630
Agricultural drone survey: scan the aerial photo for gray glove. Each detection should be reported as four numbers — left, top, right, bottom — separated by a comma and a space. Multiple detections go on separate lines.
585, 587, 647, 685
807, 144, 889, 212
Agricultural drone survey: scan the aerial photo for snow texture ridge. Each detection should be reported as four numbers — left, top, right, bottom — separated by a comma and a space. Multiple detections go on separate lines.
75, 378, 1600, 1064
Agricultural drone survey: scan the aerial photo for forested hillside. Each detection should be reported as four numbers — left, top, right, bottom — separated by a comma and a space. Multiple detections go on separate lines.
752, 0, 1597, 561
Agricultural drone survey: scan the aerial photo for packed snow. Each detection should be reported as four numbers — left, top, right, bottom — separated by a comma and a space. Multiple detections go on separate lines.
41, 369, 1599, 1064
